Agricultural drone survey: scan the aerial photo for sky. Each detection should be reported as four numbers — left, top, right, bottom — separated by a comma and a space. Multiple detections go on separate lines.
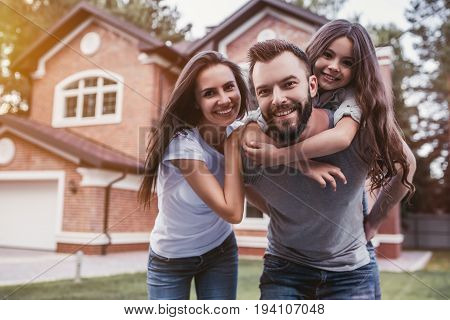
165, 0, 412, 39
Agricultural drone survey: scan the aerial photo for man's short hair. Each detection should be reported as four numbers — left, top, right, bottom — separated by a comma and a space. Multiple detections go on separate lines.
247, 39, 312, 95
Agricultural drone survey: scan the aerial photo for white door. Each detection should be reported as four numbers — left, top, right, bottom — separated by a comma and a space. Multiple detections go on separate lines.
0, 180, 59, 250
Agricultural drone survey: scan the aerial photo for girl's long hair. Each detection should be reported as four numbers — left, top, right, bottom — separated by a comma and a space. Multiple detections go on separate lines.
306, 19, 415, 195
138, 51, 249, 207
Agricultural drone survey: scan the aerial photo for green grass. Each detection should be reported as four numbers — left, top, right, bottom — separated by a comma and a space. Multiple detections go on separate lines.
1, 252, 449, 300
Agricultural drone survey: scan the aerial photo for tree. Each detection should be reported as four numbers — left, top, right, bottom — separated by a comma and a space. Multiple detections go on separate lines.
0, 0, 191, 115
285, 0, 348, 19
404, 0, 449, 213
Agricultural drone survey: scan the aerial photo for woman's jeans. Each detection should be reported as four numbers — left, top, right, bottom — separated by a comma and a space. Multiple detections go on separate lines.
147, 232, 238, 300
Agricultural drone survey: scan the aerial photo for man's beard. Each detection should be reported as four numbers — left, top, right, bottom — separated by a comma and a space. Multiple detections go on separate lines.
264, 94, 312, 146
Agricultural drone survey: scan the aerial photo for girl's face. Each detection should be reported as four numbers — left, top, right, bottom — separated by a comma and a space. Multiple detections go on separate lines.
195, 64, 241, 127
314, 36, 354, 92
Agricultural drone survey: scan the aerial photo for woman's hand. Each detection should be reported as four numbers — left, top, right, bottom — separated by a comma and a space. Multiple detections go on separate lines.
243, 141, 284, 167
297, 160, 347, 191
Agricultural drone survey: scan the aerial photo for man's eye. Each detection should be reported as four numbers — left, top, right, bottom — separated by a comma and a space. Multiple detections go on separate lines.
257, 89, 268, 97
285, 81, 296, 88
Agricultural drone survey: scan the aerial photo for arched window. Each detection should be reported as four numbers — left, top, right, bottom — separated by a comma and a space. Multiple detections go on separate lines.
52, 70, 124, 127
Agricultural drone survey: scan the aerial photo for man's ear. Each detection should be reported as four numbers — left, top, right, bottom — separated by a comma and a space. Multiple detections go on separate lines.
308, 75, 318, 98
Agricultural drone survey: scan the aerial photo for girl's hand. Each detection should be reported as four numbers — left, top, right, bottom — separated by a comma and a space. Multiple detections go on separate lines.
243, 141, 284, 166
297, 160, 347, 191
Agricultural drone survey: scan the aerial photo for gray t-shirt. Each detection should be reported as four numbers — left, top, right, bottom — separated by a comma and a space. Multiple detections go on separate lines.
243, 111, 370, 271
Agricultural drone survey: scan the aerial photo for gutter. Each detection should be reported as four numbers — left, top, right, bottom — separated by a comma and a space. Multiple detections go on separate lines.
101, 171, 127, 255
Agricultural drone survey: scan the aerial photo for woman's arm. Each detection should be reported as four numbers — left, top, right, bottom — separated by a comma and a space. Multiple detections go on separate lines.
171, 131, 244, 224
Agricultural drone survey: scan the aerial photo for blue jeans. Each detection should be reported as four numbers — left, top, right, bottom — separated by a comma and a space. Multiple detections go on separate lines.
147, 232, 238, 300
259, 253, 376, 300
367, 241, 381, 299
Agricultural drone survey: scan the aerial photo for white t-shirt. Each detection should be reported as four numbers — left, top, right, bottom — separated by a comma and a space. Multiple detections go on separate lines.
150, 128, 233, 258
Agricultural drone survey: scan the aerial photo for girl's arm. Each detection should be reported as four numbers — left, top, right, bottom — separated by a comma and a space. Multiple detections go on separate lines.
245, 116, 359, 165
171, 130, 244, 224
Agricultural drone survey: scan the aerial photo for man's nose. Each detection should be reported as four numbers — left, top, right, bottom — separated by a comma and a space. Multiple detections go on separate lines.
272, 86, 287, 106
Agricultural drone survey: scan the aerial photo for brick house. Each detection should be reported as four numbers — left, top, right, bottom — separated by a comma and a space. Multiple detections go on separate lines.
0, 0, 402, 257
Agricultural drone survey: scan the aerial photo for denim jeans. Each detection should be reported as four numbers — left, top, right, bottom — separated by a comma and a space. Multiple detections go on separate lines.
147, 232, 238, 300
259, 252, 376, 300
367, 241, 381, 299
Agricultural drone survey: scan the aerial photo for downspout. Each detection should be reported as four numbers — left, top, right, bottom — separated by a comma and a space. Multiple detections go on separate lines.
101, 171, 127, 255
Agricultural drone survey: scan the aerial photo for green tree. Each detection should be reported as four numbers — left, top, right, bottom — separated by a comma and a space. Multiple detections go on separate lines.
0, 0, 190, 115
404, 0, 449, 213
285, 0, 348, 19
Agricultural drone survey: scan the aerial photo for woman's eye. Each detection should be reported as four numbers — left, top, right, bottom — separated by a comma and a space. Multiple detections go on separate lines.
225, 83, 235, 91
203, 90, 214, 97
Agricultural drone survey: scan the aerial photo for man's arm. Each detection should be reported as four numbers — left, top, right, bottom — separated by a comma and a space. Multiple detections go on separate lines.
245, 186, 270, 214
364, 140, 416, 240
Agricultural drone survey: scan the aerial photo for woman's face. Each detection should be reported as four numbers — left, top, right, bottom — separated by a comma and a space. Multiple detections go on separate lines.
195, 64, 241, 127
313, 36, 354, 92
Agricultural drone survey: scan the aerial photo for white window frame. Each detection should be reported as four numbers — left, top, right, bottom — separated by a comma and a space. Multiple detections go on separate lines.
235, 198, 270, 231
52, 69, 124, 128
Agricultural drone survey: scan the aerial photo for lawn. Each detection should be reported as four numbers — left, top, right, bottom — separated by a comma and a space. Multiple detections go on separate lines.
1, 252, 449, 300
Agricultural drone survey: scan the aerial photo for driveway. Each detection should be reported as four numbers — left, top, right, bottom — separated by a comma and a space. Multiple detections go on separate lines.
0, 247, 148, 286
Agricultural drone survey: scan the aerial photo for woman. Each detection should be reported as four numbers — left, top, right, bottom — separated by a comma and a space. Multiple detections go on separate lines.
139, 51, 249, 300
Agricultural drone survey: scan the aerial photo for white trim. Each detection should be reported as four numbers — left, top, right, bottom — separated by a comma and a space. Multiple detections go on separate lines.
55, 231, 149, 245
235, 199, 270, 231
0, 170, 66, 250
137, 53, 181, 73
218, 7, 317, 59
113, 173, 143, 191
0, 126, 80, 164
31, 18, 94, 79
76, 167, 123, 187
236, 235, 268, 248
75, 167, 142, 190
376, 46, 394, 67
373, 233, 404, 244
52, 69, 124, 128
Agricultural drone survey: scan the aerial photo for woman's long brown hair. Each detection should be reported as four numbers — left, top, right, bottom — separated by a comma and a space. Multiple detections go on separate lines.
306, 19, 415, 195
138, 51, 249, 208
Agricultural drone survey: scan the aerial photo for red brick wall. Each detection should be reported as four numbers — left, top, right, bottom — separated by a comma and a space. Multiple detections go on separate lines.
0, 131, 155, 235
29, 21, 161, 160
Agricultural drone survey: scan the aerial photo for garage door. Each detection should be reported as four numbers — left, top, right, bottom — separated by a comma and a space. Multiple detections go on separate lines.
0, 180, 59, 250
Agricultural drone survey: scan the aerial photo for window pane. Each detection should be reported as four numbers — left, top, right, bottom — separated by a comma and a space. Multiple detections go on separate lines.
64, 96, 77, 117
84, 77, 97, 87
102, 92, 116, 114
103, 78, 116, 86
64, 81, 78, 90
246, 203, 264, 218
82, 94, 96, 117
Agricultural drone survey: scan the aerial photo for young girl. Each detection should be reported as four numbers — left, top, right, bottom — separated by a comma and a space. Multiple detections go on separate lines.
244, 19, 414, 197
139, 51, 249, 300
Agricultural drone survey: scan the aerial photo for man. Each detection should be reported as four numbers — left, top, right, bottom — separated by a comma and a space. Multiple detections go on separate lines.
241, 39, 416, 299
